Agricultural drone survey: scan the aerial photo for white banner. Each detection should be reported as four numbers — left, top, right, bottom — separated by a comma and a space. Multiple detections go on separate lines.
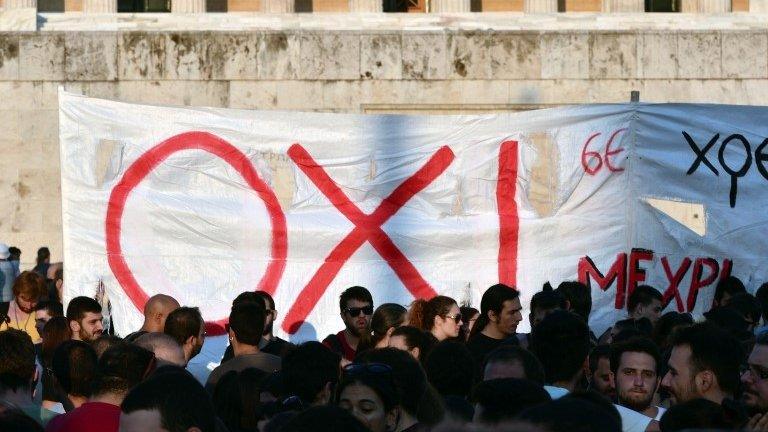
58, 90, 768, 342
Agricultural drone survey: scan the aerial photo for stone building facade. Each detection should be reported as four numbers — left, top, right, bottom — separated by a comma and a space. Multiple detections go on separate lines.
0, 11, 767, 261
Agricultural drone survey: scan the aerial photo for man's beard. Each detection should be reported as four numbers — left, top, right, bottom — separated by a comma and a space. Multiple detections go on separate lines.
618, 388, 653, 412
80, 328, 102, 341
263, 321, 274, 336
742, 390, 768, 416
16, 299, 34, 314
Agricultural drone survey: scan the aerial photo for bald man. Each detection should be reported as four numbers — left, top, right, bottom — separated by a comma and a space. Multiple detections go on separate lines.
124, 294, 180, 342
135, 332, 186, 366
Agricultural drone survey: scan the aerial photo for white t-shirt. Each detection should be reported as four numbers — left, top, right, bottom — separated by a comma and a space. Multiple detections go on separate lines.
543, 386, 653, 432
654, 406, 667, 421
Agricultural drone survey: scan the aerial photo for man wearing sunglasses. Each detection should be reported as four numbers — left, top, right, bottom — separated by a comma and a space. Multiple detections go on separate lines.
323, 286, 374, 363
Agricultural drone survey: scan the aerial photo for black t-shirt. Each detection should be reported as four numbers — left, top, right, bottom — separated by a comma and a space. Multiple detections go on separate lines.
465, 332, 519, 379
221, 336, 294, 363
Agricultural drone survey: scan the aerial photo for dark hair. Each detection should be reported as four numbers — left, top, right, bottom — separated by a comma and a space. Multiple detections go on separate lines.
659, 398, 736, 431
669, 322, 743, 395
409, 296, 457, 332
229, 301, 266, 346
483, 345, 545, 385
390, 326, 435, 362
756, 333, 768, 347
65, 296, 101, 322
36, 247, 50, 266
458, 306, 479, 341
724, 292, 762, 325
756, 283, 768, 323
370, 303, 407, 347
122, 370, 216, 432
339, 286, 373, 312
470, 284, 520, 339
41, 316, 72, 364
423, 341, 474, 398
164, 307, 203, 346
232, 291, 261, 307
713, 276, 746, 306
281, 405, 369, 432
7, 247, 20, 260
355, 348, 445, 425
518, 397, 621, 432
530, 289, 566, 314
609, 337, 660, 375
92, 335, 124, 359
52, 340, 97, 397
11, 271, 46, 300
652, 312, 693, 350
0, 329, 35, 392
255, 291, 277, 310
530, 310, 590, 385
282, 342, 340, 405
336, 367, 400, 412
563, 391, 622, 427
627, 285, 662, 313
0, 409, 44, 432
588, 344, 611, 377
213, 368, 268, 432
94, 342, 155, 396
555, 281, 592, 322
472, 378, 550, 424
612, 317, 653, 343
35, 301, 64, 317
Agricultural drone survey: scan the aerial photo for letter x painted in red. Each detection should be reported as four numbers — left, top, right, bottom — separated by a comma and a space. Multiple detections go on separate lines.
282, 144, 455, 333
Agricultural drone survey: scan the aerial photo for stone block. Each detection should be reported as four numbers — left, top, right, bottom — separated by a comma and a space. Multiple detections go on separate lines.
211, 33, 259, 81
489, 33, 541, 80
298, 33, 360, 80
585, 79, 641, 102
118, 32, 168, 81
6, 201, 43, 234
456, 80, 511, 104
17, 167, 60, 201
257, 32, 300, 80
117, 80, 227, 107
229, 81, 279, 110
637, 33, 677, 79
590, 33, 637, 79
64, 33, 118, 81
0, 82, 45, 110
322, 80, 365, 112
677, 33, 721, 79
20, 109, 58, 146
164, 32, 212, 80
61, 81, 120, 101
274, 80, 324, 110
360, 34, 402, 80
402, 33, 447, 80
0, 34, 19, 80
182, 81, 230, 107
721, 32, 767, 79
447, 32, 492, 79
19, 33, 65, 81
509, 80, 589, 105
541, 33, 589, 79
0, 111, 20, 141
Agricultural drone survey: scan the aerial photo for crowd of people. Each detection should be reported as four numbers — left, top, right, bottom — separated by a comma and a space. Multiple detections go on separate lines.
3, 244, 768, 432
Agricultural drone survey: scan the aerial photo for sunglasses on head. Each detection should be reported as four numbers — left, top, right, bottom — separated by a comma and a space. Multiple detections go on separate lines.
344, 306, 373, 317
443, 313, 462, 323
343, 362, 393, 377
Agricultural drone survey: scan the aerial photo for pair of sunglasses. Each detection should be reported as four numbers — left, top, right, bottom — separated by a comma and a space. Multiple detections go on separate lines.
344, 306, 374, 317
443, 313, 462, 323
343, 362, 393, 376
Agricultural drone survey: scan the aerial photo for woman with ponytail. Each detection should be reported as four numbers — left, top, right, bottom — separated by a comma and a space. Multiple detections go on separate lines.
359, 303, 408, 353
407, 296, 462, 342
466, 284, 522, 378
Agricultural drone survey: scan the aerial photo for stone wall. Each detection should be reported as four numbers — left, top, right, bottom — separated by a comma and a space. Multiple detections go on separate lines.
1, 12, 768, 264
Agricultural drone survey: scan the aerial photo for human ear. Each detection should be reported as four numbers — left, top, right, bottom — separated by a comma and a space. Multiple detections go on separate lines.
411, 347, 420, 360
69, 320, 79, 335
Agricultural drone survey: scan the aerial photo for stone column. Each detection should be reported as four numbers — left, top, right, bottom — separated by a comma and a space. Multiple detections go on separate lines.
430, 0, 470, 11
82, 0, 116, 11
523, 0, 557, 12
171, 0, 205, 11
602, 0, 643, 11
349, 0, 381, 11
3, 0, 36, 8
